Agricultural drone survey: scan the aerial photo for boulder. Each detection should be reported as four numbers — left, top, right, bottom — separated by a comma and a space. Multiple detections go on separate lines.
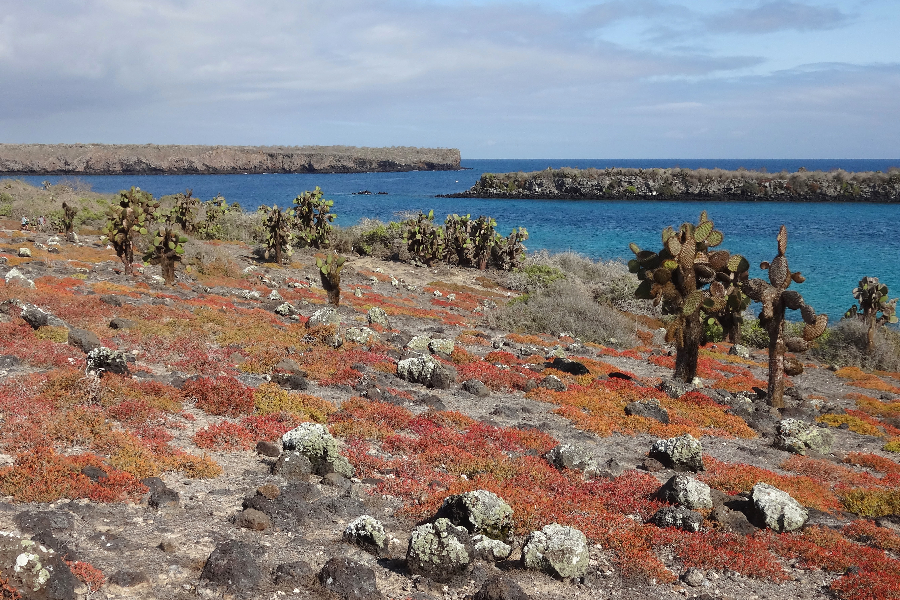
539, 375, 566, 392
200, 540, 265, 593
774, 419, 833, 455
656, 474, 713, 510
0, 530, 79, 600
406, 518, 474, 582
345, 327, 377, 345
549, 357, 589, 376
784, 356, 804, 376
343, 515, 388, 556
658, 378, 693, 399
728, 344, 751, 359
366, 307, 390, 328
650, 506, 703, 532
17, 247, 31, 257
470, 576, 532, 600
462, 379, 490, 397
108, 317, 136, 330
272, 451, 313, 481
405, 335, 432, 352
236, 508, 271, 531
67, 328, 100, 353
624, 399, 670, 424
436, 490, 514, 542
281, 423, 354, 478
397, 354, 454, 390
317, 557, 383, 600
544, 444, 599, 477
85, 347, 130, 377
750, 483, 808, 532
308, 307, 341, 328
471, 534, 512, 562
428, 338, 455, 359
274, 302, 298, 316
267, 289, 283, 302
4, 267, 34, 288
649, 434, 704, 472
20, 304, 68, 329
142, 477, 180, 509
521, 523, 589, 579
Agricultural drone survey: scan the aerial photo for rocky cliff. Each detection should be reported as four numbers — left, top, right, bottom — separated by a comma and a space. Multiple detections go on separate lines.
449, 166, 900, 202
0, 144, 461, 175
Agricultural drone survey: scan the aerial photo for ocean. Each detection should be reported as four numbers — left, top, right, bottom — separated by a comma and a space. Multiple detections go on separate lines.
10, 158, 900, 321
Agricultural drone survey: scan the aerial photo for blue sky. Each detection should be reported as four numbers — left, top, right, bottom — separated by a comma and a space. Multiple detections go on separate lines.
0, 0, 897, 158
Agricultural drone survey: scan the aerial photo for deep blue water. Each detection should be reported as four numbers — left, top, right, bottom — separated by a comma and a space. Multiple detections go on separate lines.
9, 158, 900, 321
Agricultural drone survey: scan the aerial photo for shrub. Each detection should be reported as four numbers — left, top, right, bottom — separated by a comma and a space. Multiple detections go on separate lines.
811, 318, 900, 372
487, 278, 637, 347
182, 376, 255, 417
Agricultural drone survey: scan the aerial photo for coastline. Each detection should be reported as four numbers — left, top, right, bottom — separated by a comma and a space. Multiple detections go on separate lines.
0, 143, 461, 175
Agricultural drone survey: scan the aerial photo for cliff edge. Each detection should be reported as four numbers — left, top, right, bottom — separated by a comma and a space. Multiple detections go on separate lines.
0, 143, 461, 175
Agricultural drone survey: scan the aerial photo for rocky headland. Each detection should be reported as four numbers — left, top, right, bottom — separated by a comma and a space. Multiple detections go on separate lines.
449, 167, 900, 202
0, 144, 461, 175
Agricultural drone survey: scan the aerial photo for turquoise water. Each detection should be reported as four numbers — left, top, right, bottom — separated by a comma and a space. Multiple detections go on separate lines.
9, 158, 900, 321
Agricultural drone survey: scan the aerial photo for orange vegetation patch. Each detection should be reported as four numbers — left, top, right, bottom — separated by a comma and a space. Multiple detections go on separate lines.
835, 367, 900, 394
529, 378, 756, 439
650, 353, 768, 393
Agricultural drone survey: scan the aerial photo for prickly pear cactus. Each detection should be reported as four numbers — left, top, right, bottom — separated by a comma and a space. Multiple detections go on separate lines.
844, 276, 898, 353
444, 213, 474, 266
196, 195, 231, 240
470, 215, 498, 270
261, 205, 294, 264
491, 227, 529, 271
102, 187, 159, 275
404, 210, 445, 266
317, 253, 347, 305
630, 211, 748, 382
144, 217, 188, 285
744, 225, 827, 408
61, 201, 78, 235
293, 187, 335, 248
171, 189, 199, 233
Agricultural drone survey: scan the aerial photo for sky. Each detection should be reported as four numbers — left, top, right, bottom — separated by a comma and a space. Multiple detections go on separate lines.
0, 0, 898, 158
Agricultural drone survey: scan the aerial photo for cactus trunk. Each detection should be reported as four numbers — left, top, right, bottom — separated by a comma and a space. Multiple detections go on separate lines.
674, 314, 702, 382
766, 310, 786, 409
866, 312, 876, 354
720, 313, 742, 345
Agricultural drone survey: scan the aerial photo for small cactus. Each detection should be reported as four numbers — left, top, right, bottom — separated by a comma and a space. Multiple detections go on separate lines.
61, 201, 78, 235
317, 253, 347, 305
102, 187, 159, 275
844, 276, 898, 353
744, 225, 827, 408
261, 205, 294, 264
144, 216, 188, 286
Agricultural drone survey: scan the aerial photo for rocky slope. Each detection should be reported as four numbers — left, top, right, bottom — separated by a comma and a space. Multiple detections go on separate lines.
0, 144, 461, 175
449, 167, 900, 202
0, 229, 898, 600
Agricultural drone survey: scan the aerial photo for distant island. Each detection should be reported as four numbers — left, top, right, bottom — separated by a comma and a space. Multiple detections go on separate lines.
0, 143, 461, 175
448, 166, 900, 202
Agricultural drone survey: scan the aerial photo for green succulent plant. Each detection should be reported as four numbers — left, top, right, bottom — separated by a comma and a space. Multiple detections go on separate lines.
196, 195, 230, 240
629, 211, 748, 382
171, 189, 199, 233
844, 276, 898, 353
404, 210, 445, 266
102, 187, 159, 275
261, 205, 294, 264
744, 225, 828, 408
491, 227, 529, 271
317, 253, 347, 305
293, 187, 334, 248
144, 215, 188, 286
444, 214, 474, 266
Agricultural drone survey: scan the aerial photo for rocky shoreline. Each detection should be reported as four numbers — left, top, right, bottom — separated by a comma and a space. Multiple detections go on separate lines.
0, 144, 461, 175
447, 166, 900, 202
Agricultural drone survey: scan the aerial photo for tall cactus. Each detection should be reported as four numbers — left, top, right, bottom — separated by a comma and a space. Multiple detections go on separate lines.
844, 276, 898, 353
102, 187, 159, 275
171, 189, 199, 233
144, 216, 188, 286
630, 212, 748, 382
293, 187, 334, 248
744, 226, 828, 408
61, 201, 78, 235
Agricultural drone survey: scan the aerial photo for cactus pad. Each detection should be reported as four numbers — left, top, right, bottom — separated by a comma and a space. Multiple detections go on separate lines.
781, 290, 804, 310
803, 314, 828, 341
786, 338, 809, 353
769, 256, 790, 289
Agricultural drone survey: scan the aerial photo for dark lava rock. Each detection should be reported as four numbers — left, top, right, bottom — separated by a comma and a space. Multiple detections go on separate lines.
539, 375, 566, 392
108, 317, 135, 330
549, 357, 590, 376
272, 451, 313, 481
462, 379, 490, 397
650, 506, 703, 532
100, 295, 124, 306
624, 400, 670, 424
236, 508, 272, 531
0, 355, 22, 369
20, 304, 68, 329
470, 576, 532, 600
658, 378, 693, 399
318, 556, 383, 600
142, 476, 180, 508
608, 371, 632, 380
274, 560, 316, 587
256, 440, 281, 457
80, 465, 108, 482
85, 347, 130, 377
272, 371, 309, 390
418, 394, 447, 411
67, 328, 100, 353
242, 482, 326, 529
200, 540, 265, 593
637, 457, 665, 472
322, 472, 352, 492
